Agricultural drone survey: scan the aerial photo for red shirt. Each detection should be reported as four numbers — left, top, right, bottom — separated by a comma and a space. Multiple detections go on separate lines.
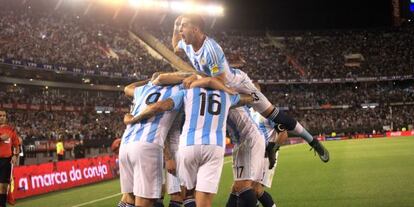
0, 124, 20, 158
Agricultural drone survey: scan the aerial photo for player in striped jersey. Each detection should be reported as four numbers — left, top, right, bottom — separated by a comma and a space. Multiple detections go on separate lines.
225, 106, 266, 207
120, 76, 183, 207
118, 79, 150, 207
172, 14, 329, 163
250, 108, 288, 207
128, 87, 253, 207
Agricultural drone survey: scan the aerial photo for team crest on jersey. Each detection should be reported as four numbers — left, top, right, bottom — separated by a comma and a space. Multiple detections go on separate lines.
200, 57, 206, 65
211, 64, 219, 74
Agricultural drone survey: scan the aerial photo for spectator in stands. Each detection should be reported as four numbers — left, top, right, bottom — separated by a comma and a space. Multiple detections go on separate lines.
56, 135, 65, 161
73, 139, 86, 159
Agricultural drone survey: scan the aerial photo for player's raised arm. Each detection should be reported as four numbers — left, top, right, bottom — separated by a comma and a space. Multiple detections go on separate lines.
188, 76, 236, 95
172, 16, 184, 54
152, 72, 195, 85
124, 99, 175, 125
231, 94, 254, 108
124, 79, 150, 97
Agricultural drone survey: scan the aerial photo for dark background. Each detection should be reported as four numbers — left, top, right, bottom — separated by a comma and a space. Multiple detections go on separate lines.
216, 0, 393, 30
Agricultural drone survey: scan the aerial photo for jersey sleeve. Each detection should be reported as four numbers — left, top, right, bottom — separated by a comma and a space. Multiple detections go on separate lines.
177, 39, 187, 50
205, 40, 229, 76
170, 90, 186, 111
11, 129, 20, 147
133, 85, 144, 99
229, 94, 241, 107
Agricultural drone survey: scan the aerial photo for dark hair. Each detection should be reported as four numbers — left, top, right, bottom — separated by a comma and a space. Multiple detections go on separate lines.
182, 14, 205, 32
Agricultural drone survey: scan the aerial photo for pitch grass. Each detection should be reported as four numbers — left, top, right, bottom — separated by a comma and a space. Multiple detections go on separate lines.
15, 137, 414, 207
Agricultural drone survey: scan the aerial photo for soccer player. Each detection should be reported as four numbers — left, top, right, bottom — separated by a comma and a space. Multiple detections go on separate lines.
127, 87, 253, 207
119, 75, 184, 207
251, 107, 289, 207
171, 14, 329, 162
225, 106, 267, 207
0, 110, 20, 207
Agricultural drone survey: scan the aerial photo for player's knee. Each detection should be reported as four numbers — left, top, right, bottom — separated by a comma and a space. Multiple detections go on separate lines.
252, 182, 264, 197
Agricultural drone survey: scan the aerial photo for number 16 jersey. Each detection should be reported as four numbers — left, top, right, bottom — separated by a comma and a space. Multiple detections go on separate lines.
170, 87, 240, 148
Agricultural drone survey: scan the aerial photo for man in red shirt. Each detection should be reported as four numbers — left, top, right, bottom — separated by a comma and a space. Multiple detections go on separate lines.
0, 110, 20, 207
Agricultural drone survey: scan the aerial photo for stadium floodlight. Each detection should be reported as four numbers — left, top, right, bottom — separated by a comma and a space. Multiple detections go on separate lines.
128, 0, 224, 16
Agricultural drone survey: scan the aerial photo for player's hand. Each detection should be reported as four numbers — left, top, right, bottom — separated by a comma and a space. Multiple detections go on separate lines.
165, 159, 177, 175
11, 155, 18, 166
183, 74, 198, 89
123, 114, 134, 125
174, 15, 183, 33
266, 142, 277, 169
224, 87, 237, 95
0, 133, 10, 141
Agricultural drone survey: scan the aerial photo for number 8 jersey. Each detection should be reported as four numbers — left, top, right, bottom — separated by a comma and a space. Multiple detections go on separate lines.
122, 82, 183, 147
170, 87, 240, 148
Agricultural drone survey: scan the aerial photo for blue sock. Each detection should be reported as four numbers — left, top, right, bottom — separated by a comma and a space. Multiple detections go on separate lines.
237, 188, 257, 207
183, 198, 196, 207
258, 191, 276, 207
226, 192, 238, 207
169, 200, 182, 207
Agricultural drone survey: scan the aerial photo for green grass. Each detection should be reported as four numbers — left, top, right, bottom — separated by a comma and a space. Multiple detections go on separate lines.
15, 137, 414, 207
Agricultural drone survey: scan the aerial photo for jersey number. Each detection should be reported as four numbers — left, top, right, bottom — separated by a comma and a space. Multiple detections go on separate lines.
199, 92, 221, 116
236, 166, 245, 178
145, 92, 161, 105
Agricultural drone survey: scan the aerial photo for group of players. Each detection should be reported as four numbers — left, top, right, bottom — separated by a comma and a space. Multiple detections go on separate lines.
117, 14, 329, 207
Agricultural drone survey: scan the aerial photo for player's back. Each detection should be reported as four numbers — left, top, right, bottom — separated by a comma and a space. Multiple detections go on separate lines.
250, 108, 276, 145
122, 82, 182, 147
227, 106, 266, 144
171, 87, 240, 147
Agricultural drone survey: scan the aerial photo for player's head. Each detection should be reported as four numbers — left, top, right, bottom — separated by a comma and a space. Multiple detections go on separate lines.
0, 110, 7, 124
179, 14, 205, 45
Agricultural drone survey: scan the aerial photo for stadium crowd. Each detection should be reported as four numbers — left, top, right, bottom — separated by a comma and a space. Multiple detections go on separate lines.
1, 82, 412, 140
1, 3, 413, 81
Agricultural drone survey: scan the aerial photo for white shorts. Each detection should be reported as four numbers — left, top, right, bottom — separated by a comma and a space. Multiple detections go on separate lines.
177, 145, 224, 194
119, 141, 163, 198
232, 135, 266, 182
260, 151, 279, 188
165, 143, 181, 194
227, 69, 272, 113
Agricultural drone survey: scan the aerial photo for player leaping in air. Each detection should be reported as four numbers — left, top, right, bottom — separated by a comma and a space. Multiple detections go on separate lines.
171, 14, 329, 163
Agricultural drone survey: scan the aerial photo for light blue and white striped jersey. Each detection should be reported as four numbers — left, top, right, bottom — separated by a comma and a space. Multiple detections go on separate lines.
121, 82, 183, 147
250, 108, 276, 145
170, 87, 240, 147
226, 106, 265, 145
178, 37, 236, 82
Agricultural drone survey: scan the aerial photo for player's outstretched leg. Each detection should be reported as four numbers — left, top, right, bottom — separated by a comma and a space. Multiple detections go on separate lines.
266, 107, 329, 162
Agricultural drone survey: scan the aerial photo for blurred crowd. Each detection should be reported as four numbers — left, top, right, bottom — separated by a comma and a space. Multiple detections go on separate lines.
1, 4, 413, 81
0, 84, 130, 107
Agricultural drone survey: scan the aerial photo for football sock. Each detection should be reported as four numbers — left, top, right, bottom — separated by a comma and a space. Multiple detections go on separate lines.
183, 198, 196, 207
258, 191, 276, 207
237, 188, 257, 207
226, 192, 238, 207
267, 108, 313, 143
169, 200, 182, 207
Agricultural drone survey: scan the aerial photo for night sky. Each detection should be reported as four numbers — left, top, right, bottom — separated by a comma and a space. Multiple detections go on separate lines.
215, 0, 393, 30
